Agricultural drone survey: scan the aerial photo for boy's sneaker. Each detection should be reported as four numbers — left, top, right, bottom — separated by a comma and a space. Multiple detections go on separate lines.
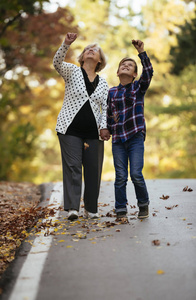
84, 208, 99, 219
68, 210, 78, 221
138, 206, 149, 219
116, 211, 127, 219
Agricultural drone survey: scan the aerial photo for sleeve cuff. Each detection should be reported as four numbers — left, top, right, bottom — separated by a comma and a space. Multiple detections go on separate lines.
138, 51, 147, 59
62, 42, 70, 50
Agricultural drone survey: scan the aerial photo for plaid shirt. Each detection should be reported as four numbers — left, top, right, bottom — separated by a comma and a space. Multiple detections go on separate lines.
107, 51, 153, 143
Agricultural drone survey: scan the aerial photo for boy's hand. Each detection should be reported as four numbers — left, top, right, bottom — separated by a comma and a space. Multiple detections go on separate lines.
64, 33, 77, 45
132, 40, 144, 53
100, 129, 110, 141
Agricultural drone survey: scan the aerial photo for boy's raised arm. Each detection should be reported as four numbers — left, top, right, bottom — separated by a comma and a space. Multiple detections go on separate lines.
132, 39, 153, 93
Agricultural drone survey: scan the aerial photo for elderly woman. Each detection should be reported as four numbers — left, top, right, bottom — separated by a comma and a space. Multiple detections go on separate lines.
53, 33, 110, 221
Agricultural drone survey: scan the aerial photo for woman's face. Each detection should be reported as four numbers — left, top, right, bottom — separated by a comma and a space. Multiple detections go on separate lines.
82, 46, 101, 64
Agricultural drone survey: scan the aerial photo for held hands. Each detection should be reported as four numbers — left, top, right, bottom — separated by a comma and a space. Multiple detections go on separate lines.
100, 129, 110, 141
132, 40, 144, 54
64, 32, 77, 45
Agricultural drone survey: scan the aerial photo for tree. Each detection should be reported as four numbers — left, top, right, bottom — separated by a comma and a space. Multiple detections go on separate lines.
170, 14, 196, 74
140, 0, 196, 178
0, 4, 78, 181
0, 0, 49, 38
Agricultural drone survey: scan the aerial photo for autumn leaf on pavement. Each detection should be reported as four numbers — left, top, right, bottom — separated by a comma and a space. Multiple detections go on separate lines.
157, 270, 165, 275
105, 221, 117, 227
119, 217, 129, 224
183, 186, 193, 192
49, 209, 56, 217
115, 217, 129, 224
160, 195, 170, 200
106, 212, 115, 217
130, 211, 138, 215
165, 205, 178, 210
152, 240, 161, 246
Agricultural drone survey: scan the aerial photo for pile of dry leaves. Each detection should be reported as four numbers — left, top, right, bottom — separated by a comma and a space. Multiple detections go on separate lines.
0, 182, 48, 278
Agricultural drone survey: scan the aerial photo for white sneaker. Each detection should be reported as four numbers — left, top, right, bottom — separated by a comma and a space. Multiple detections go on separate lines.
89, 212, 99, 219
84, 208, 99, 219
68, 210, 78, 221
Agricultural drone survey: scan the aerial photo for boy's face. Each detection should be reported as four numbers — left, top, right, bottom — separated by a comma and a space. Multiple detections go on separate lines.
117, 60, 137, 79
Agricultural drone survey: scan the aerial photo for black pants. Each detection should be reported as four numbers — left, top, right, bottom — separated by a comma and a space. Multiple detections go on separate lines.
58, 134, 104, 213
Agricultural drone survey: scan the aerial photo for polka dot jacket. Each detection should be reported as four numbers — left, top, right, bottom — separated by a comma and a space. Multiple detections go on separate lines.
53, 42, 109, 135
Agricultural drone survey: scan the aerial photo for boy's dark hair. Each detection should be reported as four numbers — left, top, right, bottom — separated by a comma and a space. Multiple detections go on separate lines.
117, 57, 138, 74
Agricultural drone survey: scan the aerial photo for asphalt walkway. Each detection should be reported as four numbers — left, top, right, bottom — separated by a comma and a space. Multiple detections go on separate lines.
2, 179, 196, 300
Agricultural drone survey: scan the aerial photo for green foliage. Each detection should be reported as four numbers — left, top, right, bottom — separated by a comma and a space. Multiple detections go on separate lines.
0, 122, 36, 180
170, 14, 196, 74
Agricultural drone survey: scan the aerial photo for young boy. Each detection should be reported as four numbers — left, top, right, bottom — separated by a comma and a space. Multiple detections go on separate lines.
107, 39, 153, 219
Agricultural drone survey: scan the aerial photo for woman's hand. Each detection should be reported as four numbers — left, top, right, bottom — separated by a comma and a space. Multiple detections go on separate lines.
64, 33, 77, 45
100, 129, 110, 141
132, 40, 144, 54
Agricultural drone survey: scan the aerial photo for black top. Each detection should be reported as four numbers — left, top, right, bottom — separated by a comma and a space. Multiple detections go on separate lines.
66, 68, 99, 139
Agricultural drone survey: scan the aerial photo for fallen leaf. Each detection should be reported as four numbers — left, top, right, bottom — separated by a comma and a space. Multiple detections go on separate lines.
130, 205, 136, 209
98, 203, 109, 207
119, 218, 129, 224
165, 205, 178, 210
152, 240, 161, 246
84, 142, 89, 150
106, 212, 115, 217
130, 211, 138, 215
157, 270, 165, 275
160, 195, 169, 200
105, 221, 117, 227
183, 186, 193, 192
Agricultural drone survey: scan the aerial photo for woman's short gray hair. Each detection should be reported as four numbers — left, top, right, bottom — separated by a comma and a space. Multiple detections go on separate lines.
77, 43, 107, 72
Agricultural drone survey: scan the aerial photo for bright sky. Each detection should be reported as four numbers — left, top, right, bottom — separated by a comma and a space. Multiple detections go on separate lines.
43, 0, 147, 28
43, 0, 147, 13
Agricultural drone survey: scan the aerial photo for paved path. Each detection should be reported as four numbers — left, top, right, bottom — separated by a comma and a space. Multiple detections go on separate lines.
1, 179, 196, 300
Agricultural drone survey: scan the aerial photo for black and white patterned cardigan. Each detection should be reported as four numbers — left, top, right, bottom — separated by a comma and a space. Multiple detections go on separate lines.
53, 42, 109, 135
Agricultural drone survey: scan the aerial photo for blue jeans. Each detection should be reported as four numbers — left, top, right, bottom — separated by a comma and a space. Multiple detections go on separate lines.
112, 132, 149, 213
